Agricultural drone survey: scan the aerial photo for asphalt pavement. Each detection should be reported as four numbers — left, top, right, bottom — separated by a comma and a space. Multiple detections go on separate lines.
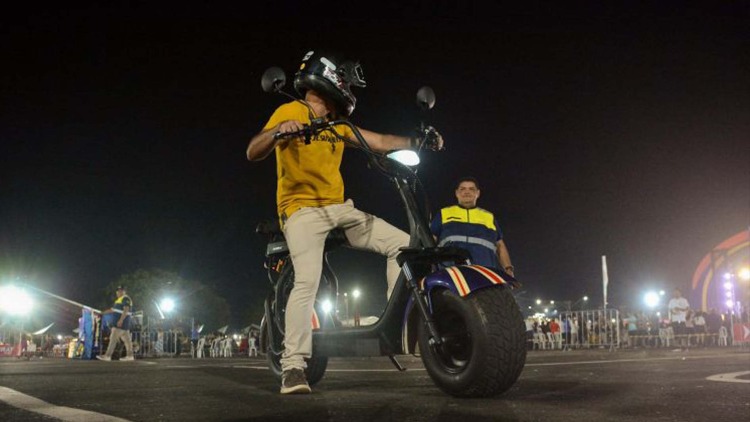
1, 348, 748, 421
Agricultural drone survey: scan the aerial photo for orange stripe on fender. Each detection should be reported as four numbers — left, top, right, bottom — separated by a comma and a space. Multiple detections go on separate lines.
446, 267, 470, 296
311, 310, 320, 330
468, 265, 507, 285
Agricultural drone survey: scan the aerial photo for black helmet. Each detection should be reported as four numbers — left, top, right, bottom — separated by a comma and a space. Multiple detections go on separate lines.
293, 50, 366, 116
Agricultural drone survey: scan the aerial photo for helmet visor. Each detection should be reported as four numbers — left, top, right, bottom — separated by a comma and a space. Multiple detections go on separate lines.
340, 61, 366, 88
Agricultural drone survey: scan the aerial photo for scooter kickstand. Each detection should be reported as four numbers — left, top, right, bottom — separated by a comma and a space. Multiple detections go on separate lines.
388, 355, 407, 372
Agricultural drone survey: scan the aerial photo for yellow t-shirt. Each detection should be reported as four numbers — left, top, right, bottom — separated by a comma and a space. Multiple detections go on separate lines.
262, 101, 354, 220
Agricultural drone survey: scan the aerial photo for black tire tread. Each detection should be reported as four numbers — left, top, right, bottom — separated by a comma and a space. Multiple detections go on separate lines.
420, 287, 527, 397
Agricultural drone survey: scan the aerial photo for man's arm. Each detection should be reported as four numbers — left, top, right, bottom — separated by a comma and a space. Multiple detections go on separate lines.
356, 127, 444, 153
117, 305, 130, 328
246, 120, 303, 161
355, 128, 411, 153
668, 300, 685, 313
497, 239, 514, 276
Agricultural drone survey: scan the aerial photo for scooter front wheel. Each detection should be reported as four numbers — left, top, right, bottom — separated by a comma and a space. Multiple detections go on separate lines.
418, 287, 526, 397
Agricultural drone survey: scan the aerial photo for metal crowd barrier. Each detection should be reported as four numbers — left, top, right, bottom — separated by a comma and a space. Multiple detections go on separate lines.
555, 309, 621, 350
133, 315, 184, 358
624, 328, 731, 348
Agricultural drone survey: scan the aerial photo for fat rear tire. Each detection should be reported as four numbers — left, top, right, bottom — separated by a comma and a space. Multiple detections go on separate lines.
418, 287, 526, 397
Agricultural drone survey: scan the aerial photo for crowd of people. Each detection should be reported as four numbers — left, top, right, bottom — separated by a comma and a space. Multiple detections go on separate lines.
191, 332, 259, 358
523, 307, 743, 351
622, 307, 737, 349
525, 313, 620, 350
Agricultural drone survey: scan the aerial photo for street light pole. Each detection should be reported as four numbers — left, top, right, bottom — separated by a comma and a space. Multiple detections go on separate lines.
343, 293, 349, 322
352, 289, 361, 327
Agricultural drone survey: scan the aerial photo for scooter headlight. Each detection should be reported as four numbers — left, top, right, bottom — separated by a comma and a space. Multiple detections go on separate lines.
386, 150, 420, 166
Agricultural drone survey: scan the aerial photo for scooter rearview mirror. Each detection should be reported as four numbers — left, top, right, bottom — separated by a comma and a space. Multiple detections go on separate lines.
261, 67, 287, 93
416, 86, 436, 110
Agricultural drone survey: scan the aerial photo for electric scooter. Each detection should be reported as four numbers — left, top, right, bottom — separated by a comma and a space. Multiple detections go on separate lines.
256, 67, 526, 397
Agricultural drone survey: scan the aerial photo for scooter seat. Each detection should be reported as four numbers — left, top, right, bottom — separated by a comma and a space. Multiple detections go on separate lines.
396, 246, 471, 267
261, 222, 349, 257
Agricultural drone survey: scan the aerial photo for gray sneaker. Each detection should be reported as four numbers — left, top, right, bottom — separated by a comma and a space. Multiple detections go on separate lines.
280, 368, 311, 394
96, 355, 112, 362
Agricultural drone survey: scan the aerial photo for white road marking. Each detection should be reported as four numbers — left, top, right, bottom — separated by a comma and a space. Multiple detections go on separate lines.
231, 353, 746, 372
0, 386, 131, 421
706, 371, 750, 384
525, 353, 745, 367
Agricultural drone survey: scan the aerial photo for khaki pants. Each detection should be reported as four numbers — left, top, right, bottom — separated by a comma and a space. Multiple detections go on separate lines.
280, 200, 409, 371
105, 327, 134, 358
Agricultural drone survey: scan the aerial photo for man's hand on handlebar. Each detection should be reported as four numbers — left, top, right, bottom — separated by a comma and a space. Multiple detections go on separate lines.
418, 126, 444, 151
276, 120, 305, 138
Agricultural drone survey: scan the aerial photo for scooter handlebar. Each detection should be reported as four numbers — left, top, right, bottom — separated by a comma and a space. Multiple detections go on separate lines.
273, 120, 335, 141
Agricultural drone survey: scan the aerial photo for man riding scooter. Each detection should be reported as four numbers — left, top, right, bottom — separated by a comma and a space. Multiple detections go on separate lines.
246, 49, 443, 394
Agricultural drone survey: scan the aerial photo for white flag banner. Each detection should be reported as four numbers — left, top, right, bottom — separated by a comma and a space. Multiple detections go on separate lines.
32, 322, 55, 335
602, 255, 609, 309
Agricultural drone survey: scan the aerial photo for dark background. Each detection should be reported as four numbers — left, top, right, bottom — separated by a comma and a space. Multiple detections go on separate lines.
2, 3, 748, 328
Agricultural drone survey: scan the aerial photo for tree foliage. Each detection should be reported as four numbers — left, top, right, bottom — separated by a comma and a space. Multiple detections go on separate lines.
101, 269, 230, 332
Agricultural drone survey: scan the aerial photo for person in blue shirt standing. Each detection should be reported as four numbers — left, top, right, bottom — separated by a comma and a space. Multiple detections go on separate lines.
97, 285, 135, 361
430, 176, 515, 276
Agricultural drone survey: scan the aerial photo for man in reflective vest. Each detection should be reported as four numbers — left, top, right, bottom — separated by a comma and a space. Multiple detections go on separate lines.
97, 285, 135, 361
430, 177, 515, 276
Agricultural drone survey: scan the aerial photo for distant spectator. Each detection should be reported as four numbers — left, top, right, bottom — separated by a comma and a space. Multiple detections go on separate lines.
549, 319, 560, 335
561, 317, 570, 348
249, 333, 259, 357
685, 310, 695, 346
627, 312, 640, 347
569, 317, 579, 348
705, 308, 722, 346
525, 317, 535, 350
668, 288, 689, 351
191, 323, 200, 358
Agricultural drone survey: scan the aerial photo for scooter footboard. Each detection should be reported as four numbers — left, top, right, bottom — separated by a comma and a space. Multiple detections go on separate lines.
402, 265, 515, 354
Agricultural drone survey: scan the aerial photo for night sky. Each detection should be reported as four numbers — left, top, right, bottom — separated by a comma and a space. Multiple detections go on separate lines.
2, 4, 748, 327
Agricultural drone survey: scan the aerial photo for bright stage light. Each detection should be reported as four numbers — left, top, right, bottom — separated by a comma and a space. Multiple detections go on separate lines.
739, 268, 750, 281
0, 285, 33, 315
160, 298, 176, 313
725, 300, 734, 308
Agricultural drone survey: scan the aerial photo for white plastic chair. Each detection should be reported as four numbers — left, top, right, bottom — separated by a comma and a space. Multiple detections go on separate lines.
533, 332, 547, 350
554, 332, 563, 349
658, 328, 670, 348
210, 338, 221, 357
546, 332, 556, 350
248, 337, 258, 357
222, 338, 233, 357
